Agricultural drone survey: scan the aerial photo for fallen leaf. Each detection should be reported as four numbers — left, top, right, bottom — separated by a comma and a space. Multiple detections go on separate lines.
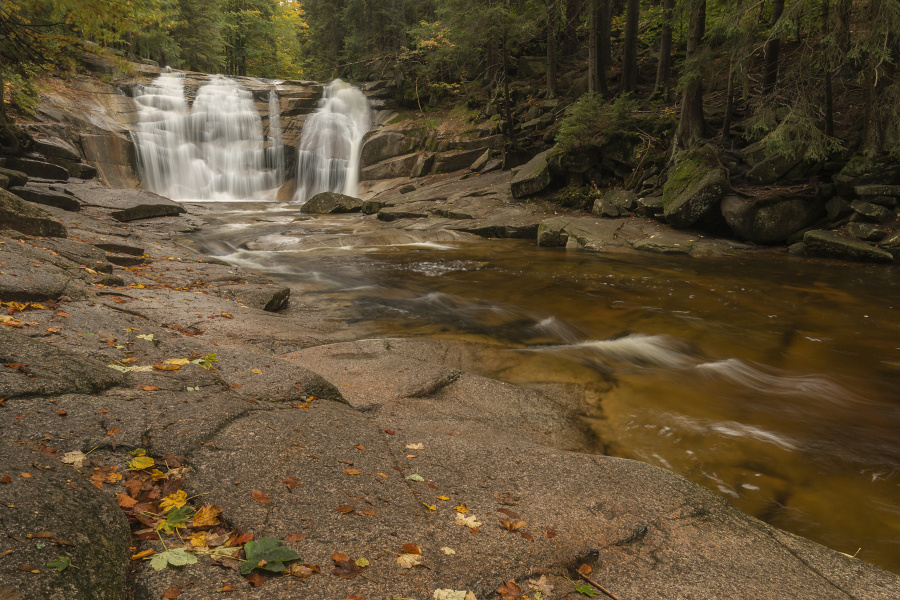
454, 503, 469, 514
131, 549, 155, 560
245, 572, 265, 587
116, 493, 138, 509
528, 575, 554, 598
406, 473, 424, 482
437, 495, 450, 501
496, 580, 525, 600
149, 548, 197, 571
153, 363, 180, 371
162, 586, 181, 599
405, 442, 424, 450
355, 557, 369, 568
289, 563, 317, 578
397, 553, 423, 568
284, 533, 307, 543
191, 505, 222, 528
454, 513, 482, 528
138, 385, 158, 391
332, 554, 361, 579
106, 427, 121, 436
546, 526, 557, 538
282, 476, 301, 490
159, 490, 187, 512
164, 358, 191, 366
423, 503, 436, 511
497, 508, 521, 520
433, 591, 477, 600
251, 490, 271, 504
342, 468, 361, 476
251, 368, 263, 374
187, 531, 208, 548
220, 312, 234, 319
355, 445, 364, 450
361, 509, 376, 516
577, 563, 593, 577
240, 537, 302, 575
498, 517, 528, 532
384, 429, 395, 435
57, 409, 67, 416
402, 543, 421, 555
335, 504, 355, 514
19, 473, 32, 479
1, 476, 12, 484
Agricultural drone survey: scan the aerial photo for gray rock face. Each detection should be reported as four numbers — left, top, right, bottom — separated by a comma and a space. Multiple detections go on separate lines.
511, 150, 552, 199
360, 152, 419, 181
80, 133, 139, 189
663, 164, 728, 229
721, 194, 824, 244
9, 186, 82, 211
825, 195, 852, 221
300, 191, 364, 214
65, 186, 185, 221
593, 189, 637, 218
32, 136, 81, 160
636, 195, 665, 217
854, 184, 900, 197
0, 440, 131, 600
360, 129, 423, 166
803, 230, 894, 263
0, 187, 67, 237
3, 157, 70, 181
432, 148, 487, 174
851, 199, 894, 223
0, 328, 125, 398
469, 149, 491, 171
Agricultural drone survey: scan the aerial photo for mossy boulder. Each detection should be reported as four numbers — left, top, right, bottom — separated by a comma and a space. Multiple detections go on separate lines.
803, 230, 894, 263
721, 194, 824, 244
662, 153, 728, 229
511, 150, 552, 199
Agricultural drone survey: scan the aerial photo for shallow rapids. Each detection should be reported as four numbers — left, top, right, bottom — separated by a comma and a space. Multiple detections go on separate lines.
187, 202, 900, 573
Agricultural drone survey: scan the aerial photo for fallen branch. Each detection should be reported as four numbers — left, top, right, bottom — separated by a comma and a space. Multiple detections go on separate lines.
578, 571, 624, 600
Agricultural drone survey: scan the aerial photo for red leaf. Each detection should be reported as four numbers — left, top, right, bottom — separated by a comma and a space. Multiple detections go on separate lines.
384, 429, 395, 435
401, 543, 421, 555
251, 490, 271, 504
335, 504, 355, 514
546, 526, 558, 538
230, 532, 254, 546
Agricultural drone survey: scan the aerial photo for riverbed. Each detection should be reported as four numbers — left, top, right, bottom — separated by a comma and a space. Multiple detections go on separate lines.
185, 200, 900, 574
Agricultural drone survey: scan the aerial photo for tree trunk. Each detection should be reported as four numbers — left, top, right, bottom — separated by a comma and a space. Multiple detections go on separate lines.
588, 0, 610, 97
836, 0, 851, 52
563, 0, 584, 55
722, 56, 735, 139
763, 0, 785, 94
653, 0, 674, 101
861, 0, 883, 154
673, 0, 706, 154
599, 0, 611, 97
547, 0, 558, 98
621, 0, 640, 93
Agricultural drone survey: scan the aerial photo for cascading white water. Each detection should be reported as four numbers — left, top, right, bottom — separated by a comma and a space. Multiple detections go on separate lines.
132, 73, 284, 201
293, 79, 371, 203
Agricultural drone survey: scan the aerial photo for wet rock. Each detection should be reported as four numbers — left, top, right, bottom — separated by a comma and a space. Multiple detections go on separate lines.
300, 191, 364, 214
3, 157, 69, 181
0, 173, 7, 189
0, 166, 30, 187
32, 136, 81, 161
847, 222, 888, 242
803, 230, 894, 263
432, 148, 488, 174
0, 187, 67, 238
663, 156, 728, 228
721, 194, 824, 244
0, 440, 130, 600
510, 150, 552, 199
787, 242, 807, 256
9, 186, 82, 211
851, 199, 894, 223
410, 152, 435, 177
854, 184, 900, 198
825, 196, 852, 221
80, 133, 139, 189
65, 186, 186, 221
377, 207, 430, 221
215, 284, 291, 312
537, 216, 572, 247
93, 242, 144, 256
0, 328, 125, 398
636, 195, 665, 218
360, 152, 419, 180
593, 189, 637, 218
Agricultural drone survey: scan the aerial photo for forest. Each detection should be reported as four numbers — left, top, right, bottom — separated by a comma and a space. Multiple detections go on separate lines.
2, 1, 900, 166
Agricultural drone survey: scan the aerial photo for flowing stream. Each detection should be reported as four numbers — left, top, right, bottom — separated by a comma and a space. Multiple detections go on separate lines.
131, 76, 899, 574
186, 206, 900, 574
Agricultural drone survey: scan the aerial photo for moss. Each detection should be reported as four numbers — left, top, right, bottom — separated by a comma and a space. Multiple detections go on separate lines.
662, 156, 706, 208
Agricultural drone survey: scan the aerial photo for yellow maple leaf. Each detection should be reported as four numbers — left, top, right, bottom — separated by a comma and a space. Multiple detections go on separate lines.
128, 456, 155, 471
251, 368, 263, 374
164, 358, 191, 365
437, 495, 450, 501
191, 504, 222, 528
423, 503, 436, 511
187, 531, 208, 548
454, 503, 469, 514
159, 490, 188, 512
150, 469, 166, 481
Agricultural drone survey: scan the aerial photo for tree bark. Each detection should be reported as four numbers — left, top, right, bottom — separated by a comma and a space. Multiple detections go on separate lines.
763, 0, 785, 94
599, 0, 611, 97
588, 0, 610, 97
836, 0, 851, 53
722, 56, 735, 139
673, 0, 706, 154
653, 0, 674, 101
547, 0, 558, 98
621, 0, 640, 93
563, 0, 584, 56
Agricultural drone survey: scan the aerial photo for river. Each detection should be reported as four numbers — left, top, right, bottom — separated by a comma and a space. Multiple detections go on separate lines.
184, 200, 900, 574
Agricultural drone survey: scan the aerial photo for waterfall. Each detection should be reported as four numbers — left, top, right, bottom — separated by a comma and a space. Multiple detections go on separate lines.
132, 73, 284, 201
293, 79, 371, 204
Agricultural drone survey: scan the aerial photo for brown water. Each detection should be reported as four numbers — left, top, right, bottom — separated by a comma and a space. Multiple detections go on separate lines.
189, 203, 900, 573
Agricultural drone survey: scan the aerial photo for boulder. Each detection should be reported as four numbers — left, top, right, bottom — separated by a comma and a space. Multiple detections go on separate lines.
432, 148, 487, 174
721, 194, 824, 244
511, 150, 552, 199
469, 149, 491, 172
410, 152, 436, 177
747, 152, 804, 185
65, 186, 186, 221
592, 189, 637, 218
0, 167, 29, 187
536, 216, 572, 247
851, 199, 894, 223
825, 196, 852, 221
847, 222, 888, 242
360, 130, 423, 166
33, 136, 82, 161
663, 157, 728, 228
300, 191, 364, 214
854, 184, 900, 198
0, 187, 67, 237
360, 153, 419, 181
3, 157, 69, 181
9, 186, 82, 211
636, 195, 665, 218
803, 230, 894, 263
80, 133, 139, 189
0, 173, 7, 189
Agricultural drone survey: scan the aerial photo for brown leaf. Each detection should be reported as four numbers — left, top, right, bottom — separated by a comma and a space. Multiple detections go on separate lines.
251, 490, 271, 504
426, 482, 438, 489
117, 491, 139, 509
401, 543, 421, 555
332, 555, 360, 579
220, 312, 234, 319
284, 533, 307, 543
337, 596, 365, 600
138, 385, 158, 391
29, 532, 53, 539
384, 429, 395, 435
288, 564, 316, 578
282, 476, 301, 491
546, 526, 558, 538
230, 383, 242, 389
106, 427, 121, 436
17, 564, 39, 573
162, 586, 181, 599
338, 459, 354, 466
355, 445, 364, 450
0, 476, 11, 484
342, 468, 361, 476
496, 580, 525, 600
56, 410, 67, 416
230, 532, 254, 546
493, 492, 521, 505
519, 529, 534, 541
360, 509, 376, 516
577, 563, 593, 577
246, 572, 265, 587
335, 504, 355, 514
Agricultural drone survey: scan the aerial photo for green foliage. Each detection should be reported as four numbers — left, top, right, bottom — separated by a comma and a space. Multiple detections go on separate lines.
556, 93, 639, 153
157, 505, 194, 534
172, 0, 225, 73
46, 556, 76, 572
554, 186, 599, 211
150, 547, 197, 571
240, 537, 302, 575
